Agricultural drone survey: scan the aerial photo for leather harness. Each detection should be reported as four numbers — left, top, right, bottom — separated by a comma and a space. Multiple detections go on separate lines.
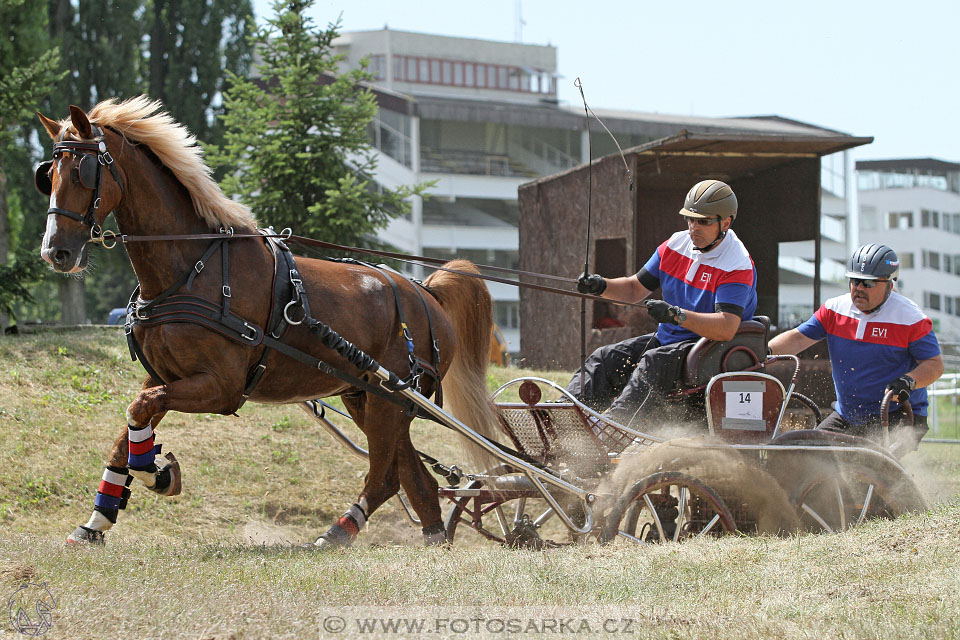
124, 231, 444, 415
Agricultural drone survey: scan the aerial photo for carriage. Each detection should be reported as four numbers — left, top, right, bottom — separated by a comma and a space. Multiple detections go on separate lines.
306, 319, 928, 547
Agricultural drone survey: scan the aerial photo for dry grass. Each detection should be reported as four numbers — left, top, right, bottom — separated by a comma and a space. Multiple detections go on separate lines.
1, 330, 959, 639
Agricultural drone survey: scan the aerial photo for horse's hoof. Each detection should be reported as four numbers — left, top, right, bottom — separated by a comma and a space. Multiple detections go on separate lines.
158, 452, 181, 496
311, 526, 353, 549
66, 526, 105, 546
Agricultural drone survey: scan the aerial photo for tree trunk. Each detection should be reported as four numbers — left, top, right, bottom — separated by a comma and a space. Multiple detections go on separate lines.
0, 163, 9, 330
58, 278, 87, 325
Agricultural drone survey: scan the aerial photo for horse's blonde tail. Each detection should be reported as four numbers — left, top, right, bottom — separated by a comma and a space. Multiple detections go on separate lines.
424, 260, 501, 473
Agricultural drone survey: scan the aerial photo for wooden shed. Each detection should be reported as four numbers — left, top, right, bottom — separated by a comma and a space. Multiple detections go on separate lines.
518, 130, 872, 370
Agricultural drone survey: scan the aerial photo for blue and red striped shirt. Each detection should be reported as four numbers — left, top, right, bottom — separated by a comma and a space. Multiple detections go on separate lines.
797, 292, 940, 421
640, 229, 757, 345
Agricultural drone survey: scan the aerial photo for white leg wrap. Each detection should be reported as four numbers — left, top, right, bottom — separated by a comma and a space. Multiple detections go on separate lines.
129, 468, 157, 489
84, 510, 114, 532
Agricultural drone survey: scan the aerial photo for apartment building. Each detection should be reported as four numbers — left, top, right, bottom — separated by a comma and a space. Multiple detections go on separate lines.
857, 159, 960, 342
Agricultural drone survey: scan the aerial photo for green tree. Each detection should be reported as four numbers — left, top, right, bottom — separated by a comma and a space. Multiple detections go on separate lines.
147, 0, 256, 145
0, 0, 65, 327
207, 0, 424, 246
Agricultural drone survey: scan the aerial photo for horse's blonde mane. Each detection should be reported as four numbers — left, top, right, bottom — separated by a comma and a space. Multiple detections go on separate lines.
58, 96, 256, 231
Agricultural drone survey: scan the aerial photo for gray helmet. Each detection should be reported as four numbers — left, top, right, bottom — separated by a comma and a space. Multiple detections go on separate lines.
679, 179, 738, 220
845, 243, 900, 280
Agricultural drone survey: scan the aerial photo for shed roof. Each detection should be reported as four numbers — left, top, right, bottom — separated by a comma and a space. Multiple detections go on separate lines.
626, 130, 873, 187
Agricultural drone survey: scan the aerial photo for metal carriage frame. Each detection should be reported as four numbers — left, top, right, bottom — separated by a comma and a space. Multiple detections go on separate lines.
302, 345, 927, 547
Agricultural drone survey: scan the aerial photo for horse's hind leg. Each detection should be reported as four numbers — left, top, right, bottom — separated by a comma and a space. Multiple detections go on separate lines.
314, 396, 409, 548
395, 432, 445, 545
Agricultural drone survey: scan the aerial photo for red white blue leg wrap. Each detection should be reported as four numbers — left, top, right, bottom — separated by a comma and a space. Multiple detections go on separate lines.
93, 466, 132, 522
127, 424, 160, 471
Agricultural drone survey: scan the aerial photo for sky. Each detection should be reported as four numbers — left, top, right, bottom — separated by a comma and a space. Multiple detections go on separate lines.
251, 0, 958, 163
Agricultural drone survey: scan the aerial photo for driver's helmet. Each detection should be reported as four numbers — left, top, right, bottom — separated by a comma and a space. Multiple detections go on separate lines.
845, 243, 900, 281
679, 179, 738, 221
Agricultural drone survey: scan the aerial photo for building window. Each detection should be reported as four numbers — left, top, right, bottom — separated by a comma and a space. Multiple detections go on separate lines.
406, 57, 417, 82
465, 63, 474, 86
923, 250, 941, 270
888, 211, 913, 229
494, 301, 519, 330
430, 59, 440, 83
498, 66, 508, 88
367, 54, 386, 80
955, 297, 960, 317
921, 209, 941, 228
946, 255, 953, 274
442, 60, 452, 84
948, 296, 954, 315
925, 292, 942, 311
453, 62, 463, 85
900, 252, 914, 269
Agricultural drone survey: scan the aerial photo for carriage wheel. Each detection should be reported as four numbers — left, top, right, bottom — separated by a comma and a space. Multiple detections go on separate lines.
443, 480, 558, 548
789, 463, 926, 533
600, 471, 737, 544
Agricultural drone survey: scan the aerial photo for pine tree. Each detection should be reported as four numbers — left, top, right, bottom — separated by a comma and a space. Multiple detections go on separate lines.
0, 0, 65, 326
207, 0, 425, 246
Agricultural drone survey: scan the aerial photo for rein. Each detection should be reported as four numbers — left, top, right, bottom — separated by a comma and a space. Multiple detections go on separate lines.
91, 229, 649, 310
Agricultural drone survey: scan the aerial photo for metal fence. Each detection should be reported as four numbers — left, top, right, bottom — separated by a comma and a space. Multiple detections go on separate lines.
927, 373, 960, 443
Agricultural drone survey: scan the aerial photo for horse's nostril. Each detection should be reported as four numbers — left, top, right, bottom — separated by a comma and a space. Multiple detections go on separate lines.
54, 249, 72, 267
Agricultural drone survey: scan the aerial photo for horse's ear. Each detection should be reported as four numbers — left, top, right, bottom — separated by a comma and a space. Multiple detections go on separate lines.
37, 112, 61, 140
69, 105, 93, 139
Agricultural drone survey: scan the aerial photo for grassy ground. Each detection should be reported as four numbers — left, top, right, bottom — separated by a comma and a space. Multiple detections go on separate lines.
1, 329, 959, 639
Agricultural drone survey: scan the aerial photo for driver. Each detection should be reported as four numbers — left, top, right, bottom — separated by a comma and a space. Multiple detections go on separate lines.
569, 179, 757, 428
769, 244, 943, 452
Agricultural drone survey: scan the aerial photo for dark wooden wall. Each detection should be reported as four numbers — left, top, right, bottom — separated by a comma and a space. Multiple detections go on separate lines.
519, 155, 823, 370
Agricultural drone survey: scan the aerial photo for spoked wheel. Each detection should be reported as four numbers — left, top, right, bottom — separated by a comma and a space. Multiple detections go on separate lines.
768, 432, 928, 534
600, 471, 737, 544
442, 478, 560, 549
790, 464, 924, 533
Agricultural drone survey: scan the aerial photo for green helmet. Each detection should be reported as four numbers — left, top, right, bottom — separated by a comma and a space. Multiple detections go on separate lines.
679, 179, 738, 221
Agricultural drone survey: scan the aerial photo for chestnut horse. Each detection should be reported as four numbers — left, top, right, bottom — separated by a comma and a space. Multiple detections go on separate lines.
36, 97, 500, 547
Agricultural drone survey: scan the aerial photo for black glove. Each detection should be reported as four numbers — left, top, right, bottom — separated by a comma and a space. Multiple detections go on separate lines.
645, 299, 685, 325
886, 375, 916, 403
577, 273, 606, 295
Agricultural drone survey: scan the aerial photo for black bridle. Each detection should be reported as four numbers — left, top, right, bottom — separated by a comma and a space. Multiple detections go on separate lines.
35, 125, 125, 243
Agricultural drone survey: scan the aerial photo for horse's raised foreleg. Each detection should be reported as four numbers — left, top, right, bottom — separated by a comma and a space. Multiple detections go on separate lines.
124, 372, 234, 492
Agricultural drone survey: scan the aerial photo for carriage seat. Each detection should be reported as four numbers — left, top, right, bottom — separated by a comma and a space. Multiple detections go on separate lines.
682, 316, 771, 388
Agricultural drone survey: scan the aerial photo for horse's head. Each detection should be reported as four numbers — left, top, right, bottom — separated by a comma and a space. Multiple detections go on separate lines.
37, 105, 125, 273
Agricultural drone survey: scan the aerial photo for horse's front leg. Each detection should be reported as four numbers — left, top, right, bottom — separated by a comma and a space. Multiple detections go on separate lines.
67, 372, 234, 545
124, 372, 236, 491
67, 402, 172, 544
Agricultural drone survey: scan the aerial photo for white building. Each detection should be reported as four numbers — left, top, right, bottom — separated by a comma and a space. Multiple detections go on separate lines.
857, 159, 960, 342
333, 28, 860, 350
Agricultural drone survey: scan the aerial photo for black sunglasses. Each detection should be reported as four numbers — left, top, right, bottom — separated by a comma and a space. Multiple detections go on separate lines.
849, 278, 889, 289
683, 216, 719, 227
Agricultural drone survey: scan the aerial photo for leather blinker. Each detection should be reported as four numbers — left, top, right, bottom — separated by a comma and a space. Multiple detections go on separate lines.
78, 154, 99, 190
35, 161, 53, 196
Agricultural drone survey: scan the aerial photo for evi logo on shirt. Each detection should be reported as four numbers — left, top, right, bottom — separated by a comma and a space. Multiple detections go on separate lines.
871, 327, 888, 339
